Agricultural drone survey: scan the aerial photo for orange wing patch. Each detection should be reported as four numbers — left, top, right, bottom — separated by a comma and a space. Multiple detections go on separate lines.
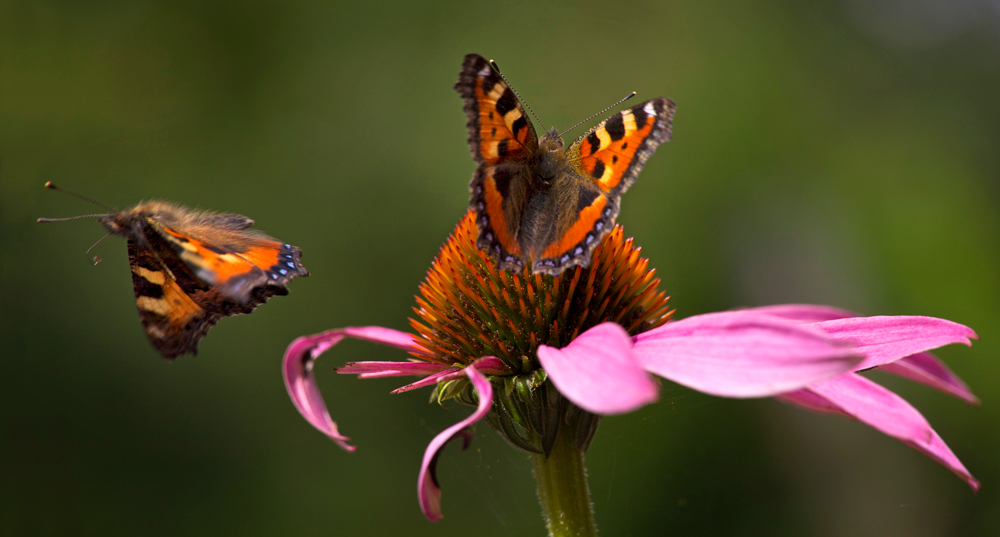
128, 241, 221, 359
481, 169, 521, 257
568, 98, 676, 196
541, 195, 608, 259
137, 274, 205, 333
159, 227, 307, 296
456, 54, 538, 165
240, 243, 283, 271
531, 190, 618, 275
160, 227, 259, 285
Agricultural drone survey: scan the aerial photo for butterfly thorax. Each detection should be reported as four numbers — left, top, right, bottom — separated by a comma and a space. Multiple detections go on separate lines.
534, 129, 567, 183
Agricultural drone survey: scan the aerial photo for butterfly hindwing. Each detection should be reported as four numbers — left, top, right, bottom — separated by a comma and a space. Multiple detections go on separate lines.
470, 163, 530, 272
530, 185, 618, 275
567, 98, 676, 196
128, 240, 221, 359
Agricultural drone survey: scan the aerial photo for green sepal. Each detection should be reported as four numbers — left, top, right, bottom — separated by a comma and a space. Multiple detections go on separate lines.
485, 408, 542, 454
499, 377, 529, 429
435, 378, 468, 405
574, 410, 601, 453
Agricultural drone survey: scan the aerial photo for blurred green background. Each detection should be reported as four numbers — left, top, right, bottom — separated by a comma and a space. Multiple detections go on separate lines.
2, 1, 998, 535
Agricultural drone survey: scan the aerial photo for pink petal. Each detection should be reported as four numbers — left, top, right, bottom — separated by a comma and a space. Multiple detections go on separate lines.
337, 361, 451, 377
391, 357, 510, 395
750, 306, 979, 402
633, 311, 861, 398
747, 304, 857, 323
417, 365, 493, 522
282, 326, 418, 452
783, 374, 980, 491
391, 367, 462, 394
812, 316, 977, 370
537, 323, 659, 415
878, 353, 979, 405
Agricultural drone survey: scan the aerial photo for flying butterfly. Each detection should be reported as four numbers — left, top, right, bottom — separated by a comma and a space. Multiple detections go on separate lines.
39, 183, 309, 359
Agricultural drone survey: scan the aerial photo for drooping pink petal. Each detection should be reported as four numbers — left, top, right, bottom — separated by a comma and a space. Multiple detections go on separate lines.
782, 373, 980, 491
776, 389, 844, 414
282, 326, 418, 452
633, 311, 861, 398
337, 360, 451, 378
417, 365, 493, 522
537, 323, 659, 415
392, 368, 461, 394
878, 353, 979, 405
812, 316, 977, 370
391, 357, 510, 394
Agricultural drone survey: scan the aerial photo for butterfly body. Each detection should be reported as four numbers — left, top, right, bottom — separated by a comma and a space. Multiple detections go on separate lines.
456, 54, 676, 275
84, 200, 307, 359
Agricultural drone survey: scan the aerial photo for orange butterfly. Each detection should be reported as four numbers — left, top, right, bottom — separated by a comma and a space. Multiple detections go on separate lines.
40, 183, 308, 359
455, 54, 675, 275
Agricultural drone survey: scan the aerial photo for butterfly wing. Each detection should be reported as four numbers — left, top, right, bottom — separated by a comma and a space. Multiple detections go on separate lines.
528, 183, 618, 275
455, 53, 538, 165
566, 98, 676, 197
128, 240, 222, 359
529, 98, 676, 274
456, 53, 540, 272
158, 225, 309, 304
122, 207, 308, 359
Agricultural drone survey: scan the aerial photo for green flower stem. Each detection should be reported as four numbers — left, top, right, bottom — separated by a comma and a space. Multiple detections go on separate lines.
531, 423, 598, 537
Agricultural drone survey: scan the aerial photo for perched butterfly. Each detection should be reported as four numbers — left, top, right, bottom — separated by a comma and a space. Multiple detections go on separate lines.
455, 53, 676, 275
39, 183, 309, 359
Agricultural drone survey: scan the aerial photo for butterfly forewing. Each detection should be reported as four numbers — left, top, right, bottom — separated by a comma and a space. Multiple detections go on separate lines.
456, 54, 539, 165
567, 98, 676, 196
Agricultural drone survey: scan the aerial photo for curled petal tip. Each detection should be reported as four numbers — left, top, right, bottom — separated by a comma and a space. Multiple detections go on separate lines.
878, 353, 979, 405
283, 336, 356, 452
418, 365, 493, 521
282, 326, 420, 451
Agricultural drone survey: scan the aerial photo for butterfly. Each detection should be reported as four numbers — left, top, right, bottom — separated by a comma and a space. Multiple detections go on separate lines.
455, 53, 676, 275
40, 185, 308, 359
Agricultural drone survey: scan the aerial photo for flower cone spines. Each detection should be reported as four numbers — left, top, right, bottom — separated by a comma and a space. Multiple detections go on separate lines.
410, 210, 672, 372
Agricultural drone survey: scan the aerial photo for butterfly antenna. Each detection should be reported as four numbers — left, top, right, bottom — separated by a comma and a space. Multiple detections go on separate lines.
489, 59, 544, 129
38, 214, 113, 223
85, 232, 113, 265
559, 92, 637, 138
42, 181, 116, 211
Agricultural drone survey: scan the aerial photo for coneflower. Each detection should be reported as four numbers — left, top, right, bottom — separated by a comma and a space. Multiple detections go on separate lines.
283, 211, 978, 536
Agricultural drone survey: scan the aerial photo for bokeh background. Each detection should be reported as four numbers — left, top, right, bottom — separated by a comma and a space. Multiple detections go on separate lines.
2, 1, 998, 535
